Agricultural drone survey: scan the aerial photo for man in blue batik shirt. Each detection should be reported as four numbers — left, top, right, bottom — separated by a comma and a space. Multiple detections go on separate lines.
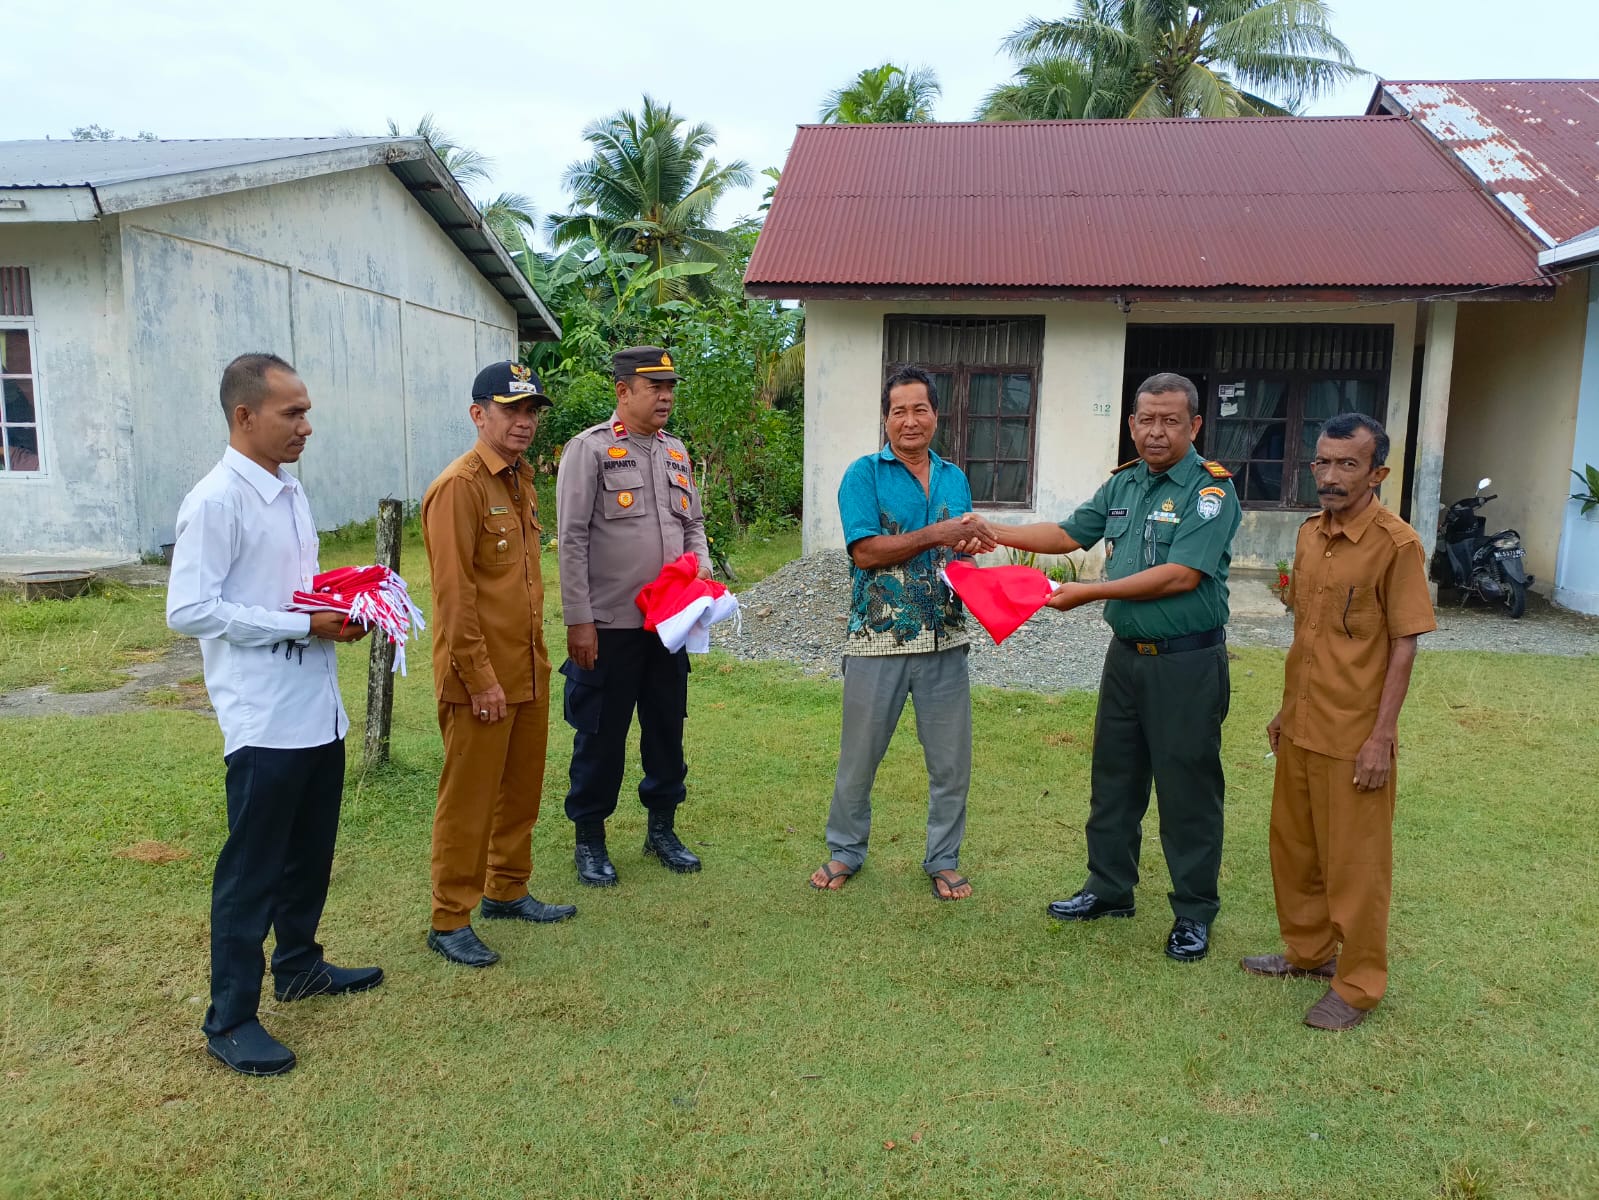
808, 367, 997, 902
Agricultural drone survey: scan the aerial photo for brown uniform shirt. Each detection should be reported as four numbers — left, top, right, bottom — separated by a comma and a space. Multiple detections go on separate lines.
422, 439, 549, 705
1281, 498, 1437, 760
556, 414, 710, 629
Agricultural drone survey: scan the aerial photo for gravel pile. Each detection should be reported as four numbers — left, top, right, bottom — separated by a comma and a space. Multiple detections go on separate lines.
712, 552, 1597, 693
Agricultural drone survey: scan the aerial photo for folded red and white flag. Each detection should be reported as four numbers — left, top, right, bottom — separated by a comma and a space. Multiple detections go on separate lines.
941, 559, 1056, 645
635, 553, 740, 654
286, 564, 427, 675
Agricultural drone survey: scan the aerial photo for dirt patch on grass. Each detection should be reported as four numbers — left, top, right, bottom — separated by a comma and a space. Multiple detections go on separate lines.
114, 840, 191, 865
0, 638, 209, 719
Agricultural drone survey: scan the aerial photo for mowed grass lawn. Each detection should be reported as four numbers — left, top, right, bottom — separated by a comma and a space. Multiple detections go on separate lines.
1, 530, 1595, 1199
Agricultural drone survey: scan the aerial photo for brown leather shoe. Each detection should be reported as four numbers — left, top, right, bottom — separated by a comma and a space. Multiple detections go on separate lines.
1240, 953, 1336, 979
1304, 988, 1369, 1030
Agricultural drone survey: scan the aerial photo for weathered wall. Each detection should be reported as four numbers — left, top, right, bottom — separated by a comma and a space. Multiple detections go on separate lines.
1552, 268, 1599, 614
0, 220, 138, 559
1444, 281, 1586, 591
802, 300, 1418, 574
122, 164, 517, 548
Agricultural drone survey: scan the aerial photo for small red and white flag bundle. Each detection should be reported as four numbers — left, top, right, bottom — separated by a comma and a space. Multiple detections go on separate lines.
941, 559, 1056, 645
635, 553, 740, 654
286, 565, 427, 675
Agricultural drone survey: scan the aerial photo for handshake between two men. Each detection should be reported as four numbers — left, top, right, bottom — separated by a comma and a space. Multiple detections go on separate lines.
927, 511, 1101, 615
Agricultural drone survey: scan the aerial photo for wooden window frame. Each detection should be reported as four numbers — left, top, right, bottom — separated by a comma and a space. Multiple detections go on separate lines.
882, 317, 1043, 509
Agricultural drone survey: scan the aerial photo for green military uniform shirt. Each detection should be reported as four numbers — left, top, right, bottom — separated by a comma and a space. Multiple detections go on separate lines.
1061, 448, 1242, 641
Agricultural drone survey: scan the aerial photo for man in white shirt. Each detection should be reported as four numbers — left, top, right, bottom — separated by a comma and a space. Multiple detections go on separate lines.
167, 352, 380, 1077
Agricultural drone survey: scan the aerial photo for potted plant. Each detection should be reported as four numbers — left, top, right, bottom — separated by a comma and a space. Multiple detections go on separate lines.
1269, 559, 1292, 607
1571, 465, 1599, 519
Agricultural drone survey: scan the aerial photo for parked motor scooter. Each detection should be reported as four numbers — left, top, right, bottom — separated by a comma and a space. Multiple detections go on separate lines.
1429, 477, 1531, 618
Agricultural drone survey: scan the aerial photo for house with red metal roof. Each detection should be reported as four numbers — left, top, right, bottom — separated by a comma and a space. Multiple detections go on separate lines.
1369, 80, 1599, 612
748, 87, 1597, 611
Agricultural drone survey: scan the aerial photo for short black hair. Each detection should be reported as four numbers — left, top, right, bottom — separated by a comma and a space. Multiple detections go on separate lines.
882, 365, 939, 417
220, 353, 296, 426
1135, 372, 1199, 418
1319, 411, 1390, 468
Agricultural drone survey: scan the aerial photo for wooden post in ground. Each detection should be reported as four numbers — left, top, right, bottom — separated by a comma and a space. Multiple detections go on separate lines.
363, 499, 403, 768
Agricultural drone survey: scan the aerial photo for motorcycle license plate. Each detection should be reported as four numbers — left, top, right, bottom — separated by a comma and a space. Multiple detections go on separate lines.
1494, 549, 1523, 559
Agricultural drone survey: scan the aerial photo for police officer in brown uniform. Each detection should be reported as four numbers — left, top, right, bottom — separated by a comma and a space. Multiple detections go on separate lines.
556, 347, 710, 886
422, 361, 576, 969
1246, 412, 1436, 1029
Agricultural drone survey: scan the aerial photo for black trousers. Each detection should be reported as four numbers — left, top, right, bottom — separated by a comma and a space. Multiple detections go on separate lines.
1083, 639, 1230, 923
561, 628, 689, 831
204, 738, 344, 1036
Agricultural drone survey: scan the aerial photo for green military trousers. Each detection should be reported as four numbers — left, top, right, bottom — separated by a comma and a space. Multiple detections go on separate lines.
1083, 638, 1231, 923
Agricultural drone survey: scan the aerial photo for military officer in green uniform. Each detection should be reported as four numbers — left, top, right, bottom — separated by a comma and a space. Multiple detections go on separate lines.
989, 372, 1241, 961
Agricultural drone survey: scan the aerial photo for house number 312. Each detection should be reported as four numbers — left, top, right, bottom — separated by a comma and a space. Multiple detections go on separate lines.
1091, 402, 1113, 415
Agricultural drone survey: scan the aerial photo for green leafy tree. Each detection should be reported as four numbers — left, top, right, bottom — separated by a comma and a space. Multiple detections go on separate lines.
1003, 0, 1363, 117
546, 96, 752, 303
819, 63, 942, 123
71, 125, 157, 141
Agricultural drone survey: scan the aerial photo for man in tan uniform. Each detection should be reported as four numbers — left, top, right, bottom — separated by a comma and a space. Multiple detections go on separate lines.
556, 346, 711, 887
422, 361, 576, 968
1245, 412, 1436, 1029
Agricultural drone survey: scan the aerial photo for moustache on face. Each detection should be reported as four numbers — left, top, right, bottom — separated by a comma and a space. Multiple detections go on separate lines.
1319, 487, 1347, 496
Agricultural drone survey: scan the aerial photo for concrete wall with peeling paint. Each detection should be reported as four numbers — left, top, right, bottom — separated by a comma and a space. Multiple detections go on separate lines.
3, 164, 518, 558
1444, 282, 1587, 591
0, 220, 138, 560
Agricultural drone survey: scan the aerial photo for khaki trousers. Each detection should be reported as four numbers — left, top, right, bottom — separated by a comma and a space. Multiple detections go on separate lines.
431, 688, 550, 931
1269, 737, 1395, 1010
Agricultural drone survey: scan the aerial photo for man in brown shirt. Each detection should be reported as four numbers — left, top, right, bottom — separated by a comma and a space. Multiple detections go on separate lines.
421, 361, 576, 968
1245, 413, 1436, 1029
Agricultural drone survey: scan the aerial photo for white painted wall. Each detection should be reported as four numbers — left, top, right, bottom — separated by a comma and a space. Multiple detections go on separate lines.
802, 299, 1420, 573
4, 166, 520, 557
0, 221, 138, 560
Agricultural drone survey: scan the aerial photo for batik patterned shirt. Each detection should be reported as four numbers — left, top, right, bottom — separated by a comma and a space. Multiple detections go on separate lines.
837, 445, 972, 657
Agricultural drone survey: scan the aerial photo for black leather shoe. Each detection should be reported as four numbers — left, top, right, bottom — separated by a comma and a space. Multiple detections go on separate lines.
480, 895, 578, 923
1165, 917, 1210, 962
427, 925, 499, 968
1046, 890, 1135, 921
206, 1019, 296, 1076
274, 961, 385, 1002
575, 840, 619, 887
643, 813, 702, 873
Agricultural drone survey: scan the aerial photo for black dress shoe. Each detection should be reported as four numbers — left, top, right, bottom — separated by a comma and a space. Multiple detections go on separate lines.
206, 1019, 296, 1076
427, 925, 499, 968
1166, 917, 1210, 962
1046, 890, 1135, 921
642, 820, 702, 874
575, 840, 619, 887
480, 895, 578, 923
274, 961, 384, 1002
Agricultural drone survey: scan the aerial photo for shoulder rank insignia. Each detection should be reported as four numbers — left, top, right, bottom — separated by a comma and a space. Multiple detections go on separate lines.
1111, 458, 1141, 475
611, 421, 627, 438
1202, 460, 1233, 479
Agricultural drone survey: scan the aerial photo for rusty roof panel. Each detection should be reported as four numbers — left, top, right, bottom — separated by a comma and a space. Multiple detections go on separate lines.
745, 117, 1544, 295
1377, 81, 1599, 247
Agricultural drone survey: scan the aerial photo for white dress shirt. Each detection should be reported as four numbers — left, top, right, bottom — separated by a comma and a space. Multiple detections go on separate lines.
167, 446, 349, 756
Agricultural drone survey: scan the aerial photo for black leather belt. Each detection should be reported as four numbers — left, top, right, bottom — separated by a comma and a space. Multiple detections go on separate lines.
1116, 627, 1225, 656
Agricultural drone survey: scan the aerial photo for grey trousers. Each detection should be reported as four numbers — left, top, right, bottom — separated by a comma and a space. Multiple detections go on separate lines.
825, 645, 971, 875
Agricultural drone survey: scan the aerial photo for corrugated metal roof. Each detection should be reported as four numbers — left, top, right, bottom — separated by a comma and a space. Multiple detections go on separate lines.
1374, 81, 1599, 248
0, 138, 559, 340
744, 117, 1546, 298
0, 137, 397, 188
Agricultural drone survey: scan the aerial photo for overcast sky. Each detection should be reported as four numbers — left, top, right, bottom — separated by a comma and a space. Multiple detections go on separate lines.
8, 0, 1597, 246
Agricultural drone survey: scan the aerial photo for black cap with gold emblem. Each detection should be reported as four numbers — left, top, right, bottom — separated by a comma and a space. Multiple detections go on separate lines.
472, 360, 551, 408
612, 346, 681, 383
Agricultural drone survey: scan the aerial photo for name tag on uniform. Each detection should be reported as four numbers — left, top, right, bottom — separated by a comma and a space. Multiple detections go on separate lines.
1109, 508, 1129, 518
603, 459, 638, 471
489, 506, 509, 515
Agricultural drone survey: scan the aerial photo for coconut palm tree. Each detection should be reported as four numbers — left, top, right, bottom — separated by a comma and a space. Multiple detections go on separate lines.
385, 114, 493, 185
977, 57, 1107, 120
819, 63, 942, 123
1003, 0, 1363, 118
545, 96, 752, 303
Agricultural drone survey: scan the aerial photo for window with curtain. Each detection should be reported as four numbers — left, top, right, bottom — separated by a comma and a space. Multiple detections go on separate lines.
1, 327, 41, 474
1125, 324, 1392, 509
883, 316, 1044, 506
